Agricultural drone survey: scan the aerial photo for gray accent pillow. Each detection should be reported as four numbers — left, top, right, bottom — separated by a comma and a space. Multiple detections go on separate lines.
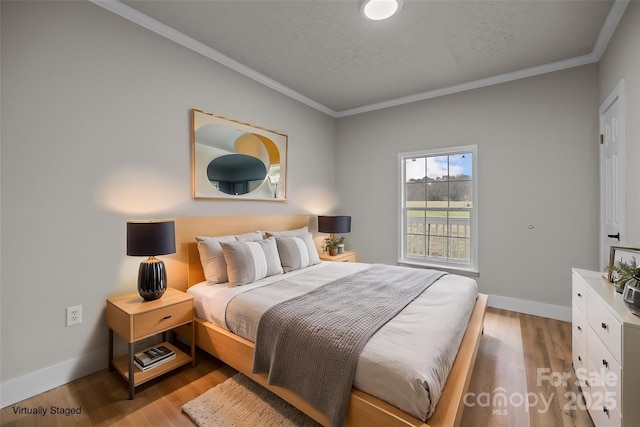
220, 237, 284, 286
235, 231, 264, 242
196, 231, 263, 283
264, 226, 308, 238
275, 233, 321, 272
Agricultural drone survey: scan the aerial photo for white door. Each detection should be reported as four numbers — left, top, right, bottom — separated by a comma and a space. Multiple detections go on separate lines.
600, 79, 626, 271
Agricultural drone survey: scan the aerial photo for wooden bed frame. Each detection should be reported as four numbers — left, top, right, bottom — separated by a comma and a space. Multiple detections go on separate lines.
167, 215, 488, 427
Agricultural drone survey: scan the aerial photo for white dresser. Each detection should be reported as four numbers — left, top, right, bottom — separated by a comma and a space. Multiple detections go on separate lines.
572, 268, 640, 427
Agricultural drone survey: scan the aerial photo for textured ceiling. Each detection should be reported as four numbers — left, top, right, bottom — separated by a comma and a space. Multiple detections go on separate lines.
116, 0, 618, 115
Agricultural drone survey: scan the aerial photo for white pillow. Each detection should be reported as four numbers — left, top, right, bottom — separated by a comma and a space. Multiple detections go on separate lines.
195, 231, 263, 283
195, 235, 236, 284
220, 237, 284, 286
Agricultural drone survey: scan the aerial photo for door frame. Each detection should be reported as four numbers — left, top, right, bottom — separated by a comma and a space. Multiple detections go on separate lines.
599, 79, 626, 271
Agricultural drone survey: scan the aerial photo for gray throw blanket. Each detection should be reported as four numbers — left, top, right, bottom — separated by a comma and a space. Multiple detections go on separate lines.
252, 264, 446, 427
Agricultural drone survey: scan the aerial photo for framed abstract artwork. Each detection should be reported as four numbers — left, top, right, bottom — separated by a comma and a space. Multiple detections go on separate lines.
191, 109, 288, 201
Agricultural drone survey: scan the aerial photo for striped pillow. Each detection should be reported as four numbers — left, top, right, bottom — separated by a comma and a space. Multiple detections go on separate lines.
275, 233, 321, 272
220, 237, 283, 286
195, 231, 263, 283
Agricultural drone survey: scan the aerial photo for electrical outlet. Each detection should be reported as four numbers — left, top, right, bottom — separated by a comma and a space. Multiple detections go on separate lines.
66, 305, 82, 327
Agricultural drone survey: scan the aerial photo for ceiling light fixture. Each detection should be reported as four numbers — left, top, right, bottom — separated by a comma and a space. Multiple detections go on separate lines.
361, 0, 403, 21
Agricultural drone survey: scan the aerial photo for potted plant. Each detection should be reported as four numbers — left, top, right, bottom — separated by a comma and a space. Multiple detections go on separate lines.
608, 257, 640, 293
322, 235, 345, 256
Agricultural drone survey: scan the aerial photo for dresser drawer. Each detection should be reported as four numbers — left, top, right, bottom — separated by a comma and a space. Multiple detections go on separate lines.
586, 359, 622, 427
133, 300, 193, 340
588, 297, 622, 364
573, 303, 588, 345
573, 333, 589, 375
572, 303, 588, 374
587, 327, 622, 408
588, 387, 621, 427
573, 273, 589, 314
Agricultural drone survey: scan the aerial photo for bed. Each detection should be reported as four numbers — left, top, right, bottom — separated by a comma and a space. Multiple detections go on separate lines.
167, 215, 488, 427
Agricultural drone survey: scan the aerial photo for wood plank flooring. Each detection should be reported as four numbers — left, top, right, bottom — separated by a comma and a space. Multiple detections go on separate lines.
460, 309, 593, 427
1, 308, 595, 427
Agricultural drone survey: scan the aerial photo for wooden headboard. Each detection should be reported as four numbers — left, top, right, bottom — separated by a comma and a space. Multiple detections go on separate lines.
165, 215, 310, 290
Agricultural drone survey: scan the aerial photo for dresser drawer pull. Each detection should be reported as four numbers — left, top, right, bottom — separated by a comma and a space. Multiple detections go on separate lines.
603, 406, 609, 417
578, 356, 582, 362
577, 325, 582, 332
602, 359, 608, 368
601, 322, 608, 330
162, 315, 172, 320
577, 292, 582, 298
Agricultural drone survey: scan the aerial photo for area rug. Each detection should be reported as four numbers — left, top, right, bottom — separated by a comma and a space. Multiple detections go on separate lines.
182, 373, 321, 427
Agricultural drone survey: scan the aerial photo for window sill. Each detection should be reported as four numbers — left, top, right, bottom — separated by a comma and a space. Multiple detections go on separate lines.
397, 260, 479, 278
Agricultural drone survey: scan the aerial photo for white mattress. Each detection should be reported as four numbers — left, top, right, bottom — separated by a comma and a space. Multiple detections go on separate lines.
187, 262, 478, 421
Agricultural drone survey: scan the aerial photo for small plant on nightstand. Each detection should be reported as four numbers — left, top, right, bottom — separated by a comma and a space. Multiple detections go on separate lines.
608, 257, 640, 293
322, 235, 345, 256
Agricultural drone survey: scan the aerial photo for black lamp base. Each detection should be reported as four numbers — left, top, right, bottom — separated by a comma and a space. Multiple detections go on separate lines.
138, 257, 167, 301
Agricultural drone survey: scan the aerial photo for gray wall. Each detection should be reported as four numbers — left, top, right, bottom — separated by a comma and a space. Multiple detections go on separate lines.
599, 1, 640, 245
1, 1, 335, 385
4, 0, 636, 406
335, 65, 600, 307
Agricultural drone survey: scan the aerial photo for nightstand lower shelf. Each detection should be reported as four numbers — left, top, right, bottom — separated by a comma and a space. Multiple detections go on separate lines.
111, 342, 192, 388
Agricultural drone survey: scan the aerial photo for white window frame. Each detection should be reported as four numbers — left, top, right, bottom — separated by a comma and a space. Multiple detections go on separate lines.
398, 144, 478, 275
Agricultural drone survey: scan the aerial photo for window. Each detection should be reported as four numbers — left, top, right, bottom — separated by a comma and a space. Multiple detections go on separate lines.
399, 145, 478, 274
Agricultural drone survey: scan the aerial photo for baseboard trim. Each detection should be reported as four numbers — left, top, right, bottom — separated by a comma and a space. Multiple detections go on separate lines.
2, 295, 571, 407
1, 334, 177, 408
1, 348, 105, 408
488, 294, 571, 322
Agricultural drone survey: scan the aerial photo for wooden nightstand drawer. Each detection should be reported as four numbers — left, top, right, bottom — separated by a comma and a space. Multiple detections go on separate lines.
336, 252, 357, 262
133, 300, 192, 340
319, 251, 357, 262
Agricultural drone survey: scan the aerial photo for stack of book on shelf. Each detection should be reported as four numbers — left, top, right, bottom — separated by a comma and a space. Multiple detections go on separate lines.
134, 344, 176, 372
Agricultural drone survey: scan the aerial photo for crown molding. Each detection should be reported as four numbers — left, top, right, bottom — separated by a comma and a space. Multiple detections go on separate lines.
91, 0, 629, 119
335, 53, 598, 117
89, 0, 338, 117
338, 0, 629, 117
592, 0, 629, 60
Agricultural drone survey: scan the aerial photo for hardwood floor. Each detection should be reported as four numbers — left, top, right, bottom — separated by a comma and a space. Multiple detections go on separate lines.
1, 308, 595, 427
460, 309, 594, 427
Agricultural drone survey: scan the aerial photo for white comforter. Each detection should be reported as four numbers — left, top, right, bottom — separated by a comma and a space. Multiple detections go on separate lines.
187, 262, 478, 421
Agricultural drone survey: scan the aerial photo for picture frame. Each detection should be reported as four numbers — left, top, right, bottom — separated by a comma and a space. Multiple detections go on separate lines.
608, 246, 640, 283
191, 109, 288, 201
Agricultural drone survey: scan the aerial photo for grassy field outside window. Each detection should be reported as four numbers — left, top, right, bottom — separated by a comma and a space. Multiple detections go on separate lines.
399, 146, 478, 272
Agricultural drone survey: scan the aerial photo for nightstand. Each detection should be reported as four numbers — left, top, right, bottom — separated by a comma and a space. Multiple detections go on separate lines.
319, 250, 357, 262
106, 288, 195, 399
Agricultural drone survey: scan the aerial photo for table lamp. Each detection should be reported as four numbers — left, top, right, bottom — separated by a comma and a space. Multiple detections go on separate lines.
127, 220, 176, 301
318, 215, 351, 254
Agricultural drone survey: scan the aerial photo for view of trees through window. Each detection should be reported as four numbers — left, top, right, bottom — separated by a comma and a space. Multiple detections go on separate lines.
402, 151, 474, 265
